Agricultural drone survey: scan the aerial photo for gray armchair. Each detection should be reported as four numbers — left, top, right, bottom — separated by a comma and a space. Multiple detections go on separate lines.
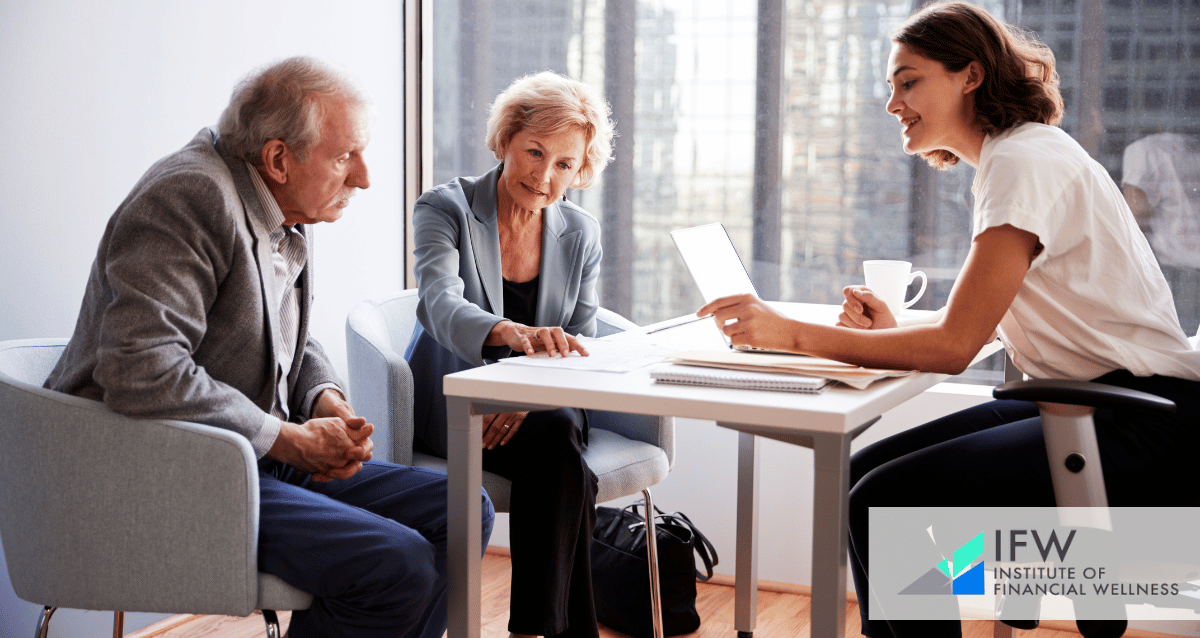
345, 288, 675, 637
344, 288, 675, 507
0, 338, 312, 638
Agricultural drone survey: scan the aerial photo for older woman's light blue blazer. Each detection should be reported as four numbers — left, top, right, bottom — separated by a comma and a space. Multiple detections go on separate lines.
405, 163, 603, 455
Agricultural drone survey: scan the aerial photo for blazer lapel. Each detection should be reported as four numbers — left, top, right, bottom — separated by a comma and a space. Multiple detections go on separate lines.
467, 164, 505, 316
537, 199, 580, 327
219, 146, 282, 379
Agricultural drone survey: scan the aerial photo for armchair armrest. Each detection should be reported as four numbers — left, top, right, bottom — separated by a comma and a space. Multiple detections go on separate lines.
346, 313, 415, 466
585, 409, 674, 469
0, 380, 261, 616
993, 379, 1176, 413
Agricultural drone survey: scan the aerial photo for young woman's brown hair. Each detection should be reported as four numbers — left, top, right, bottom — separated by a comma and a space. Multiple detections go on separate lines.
894, 1, 1064, 169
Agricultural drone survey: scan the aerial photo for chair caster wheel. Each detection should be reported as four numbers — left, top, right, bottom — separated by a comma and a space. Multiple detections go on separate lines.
1076, 619, 1127, 638
997, 593, 1040, 630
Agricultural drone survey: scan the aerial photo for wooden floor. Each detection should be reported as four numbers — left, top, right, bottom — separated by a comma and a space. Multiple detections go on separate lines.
125, 550, 1150, 638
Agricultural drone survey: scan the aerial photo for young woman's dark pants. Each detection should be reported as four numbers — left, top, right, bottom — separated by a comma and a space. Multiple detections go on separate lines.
849, 371, 1200, 638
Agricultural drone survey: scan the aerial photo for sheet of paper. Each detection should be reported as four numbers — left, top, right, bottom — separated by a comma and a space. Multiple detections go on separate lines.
496, 336, 676, 373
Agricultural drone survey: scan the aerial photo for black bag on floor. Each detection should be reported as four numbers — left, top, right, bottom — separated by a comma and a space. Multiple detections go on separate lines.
591, 501, 718, 638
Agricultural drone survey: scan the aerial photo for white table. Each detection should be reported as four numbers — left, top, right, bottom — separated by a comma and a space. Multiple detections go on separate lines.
442, 303, 1000, 638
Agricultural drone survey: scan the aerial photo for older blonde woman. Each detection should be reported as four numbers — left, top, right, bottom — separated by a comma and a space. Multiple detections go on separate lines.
405, 71, 614, 638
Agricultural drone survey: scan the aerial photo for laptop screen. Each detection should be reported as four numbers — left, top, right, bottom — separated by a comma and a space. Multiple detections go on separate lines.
670, 223, 758, 303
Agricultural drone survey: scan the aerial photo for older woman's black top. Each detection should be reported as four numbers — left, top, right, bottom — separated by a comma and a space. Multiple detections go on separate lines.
502, 275, 540, 329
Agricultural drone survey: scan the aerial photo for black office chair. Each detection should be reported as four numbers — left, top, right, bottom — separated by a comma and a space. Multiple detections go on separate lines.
990, 377, 1177, 638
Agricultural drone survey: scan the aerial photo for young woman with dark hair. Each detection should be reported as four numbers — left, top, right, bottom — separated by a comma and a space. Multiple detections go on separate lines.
695, 3, 1199, 636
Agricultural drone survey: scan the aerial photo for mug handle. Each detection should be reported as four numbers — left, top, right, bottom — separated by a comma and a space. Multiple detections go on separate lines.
903, 270, 927, 309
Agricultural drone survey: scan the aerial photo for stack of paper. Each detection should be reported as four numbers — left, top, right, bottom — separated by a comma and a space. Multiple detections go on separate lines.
665, 350, 911, 390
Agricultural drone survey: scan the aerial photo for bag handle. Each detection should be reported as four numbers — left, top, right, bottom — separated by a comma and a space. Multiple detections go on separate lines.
624, 502, 720, 582
657, 511, 719, 581
599, 501, 646, 538
629, 500, 666, 522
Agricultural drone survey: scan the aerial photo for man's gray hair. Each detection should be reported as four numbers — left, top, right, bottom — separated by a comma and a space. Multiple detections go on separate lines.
217, 56, 369, 164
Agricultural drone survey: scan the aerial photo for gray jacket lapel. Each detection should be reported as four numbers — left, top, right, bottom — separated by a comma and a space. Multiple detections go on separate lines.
218, 146, 281, 378
537, 199, 580, 327
467, 164, 504, 316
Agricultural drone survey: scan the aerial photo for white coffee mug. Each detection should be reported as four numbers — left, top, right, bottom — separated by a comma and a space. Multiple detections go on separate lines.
863, 260, 927, 311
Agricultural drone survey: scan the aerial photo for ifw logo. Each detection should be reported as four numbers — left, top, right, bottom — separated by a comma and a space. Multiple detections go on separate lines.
899, 528, 985, 596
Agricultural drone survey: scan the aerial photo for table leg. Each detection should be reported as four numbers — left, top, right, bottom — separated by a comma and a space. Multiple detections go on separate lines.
446, 396, 483, 638
735, 430, 759, 638
811, 431, 852, 638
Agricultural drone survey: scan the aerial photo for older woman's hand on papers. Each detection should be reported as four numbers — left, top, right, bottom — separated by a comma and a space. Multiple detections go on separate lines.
487, 320, 590, 358
839, 286, 899, 330
697, 294, 801, 353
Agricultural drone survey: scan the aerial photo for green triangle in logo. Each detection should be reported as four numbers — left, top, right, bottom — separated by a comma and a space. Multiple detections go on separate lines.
952, 532, 985, 578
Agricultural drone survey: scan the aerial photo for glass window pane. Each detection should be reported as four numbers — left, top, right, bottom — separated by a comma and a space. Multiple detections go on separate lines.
428, 0, 1200, 385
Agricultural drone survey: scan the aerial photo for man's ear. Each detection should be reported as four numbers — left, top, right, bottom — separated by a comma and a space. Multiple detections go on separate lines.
259, 140, 290, 185
963, 60, 984, 94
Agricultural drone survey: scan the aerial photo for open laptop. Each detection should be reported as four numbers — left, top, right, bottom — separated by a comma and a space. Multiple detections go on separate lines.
670, 223, 787, 353
670, 223, 758, 304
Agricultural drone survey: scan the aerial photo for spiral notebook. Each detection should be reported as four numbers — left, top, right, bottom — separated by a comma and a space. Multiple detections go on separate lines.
651, 364, 831, 393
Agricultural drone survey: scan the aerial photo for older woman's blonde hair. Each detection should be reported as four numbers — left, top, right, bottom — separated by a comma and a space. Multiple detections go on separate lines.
485, 71, 615, 189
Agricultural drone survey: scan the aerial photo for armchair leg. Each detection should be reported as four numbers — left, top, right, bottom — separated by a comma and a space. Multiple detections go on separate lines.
113, 610, 125, 637
34, 606, 56, 638
263, 609, 283, 638
642, 488, 664, 638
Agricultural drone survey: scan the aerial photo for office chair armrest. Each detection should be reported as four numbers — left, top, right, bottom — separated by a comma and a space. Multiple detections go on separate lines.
993, 378, 1176, 413
0, 382, 261, 616
346, 320, 415, 466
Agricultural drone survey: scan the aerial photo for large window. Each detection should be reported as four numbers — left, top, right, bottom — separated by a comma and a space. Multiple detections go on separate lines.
425, 0, 1200, 384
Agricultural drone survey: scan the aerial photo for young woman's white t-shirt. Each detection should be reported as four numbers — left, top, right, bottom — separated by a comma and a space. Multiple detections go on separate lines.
972, 122, 1200, 381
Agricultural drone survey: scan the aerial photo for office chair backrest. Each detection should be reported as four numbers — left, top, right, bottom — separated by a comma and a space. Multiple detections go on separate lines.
377, 291, 422, 353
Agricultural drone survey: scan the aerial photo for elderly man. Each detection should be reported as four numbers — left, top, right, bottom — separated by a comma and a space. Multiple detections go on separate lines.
45, 56, 494, 638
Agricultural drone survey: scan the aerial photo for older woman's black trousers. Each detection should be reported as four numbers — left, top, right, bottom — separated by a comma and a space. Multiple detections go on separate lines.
483, 406, 600, 638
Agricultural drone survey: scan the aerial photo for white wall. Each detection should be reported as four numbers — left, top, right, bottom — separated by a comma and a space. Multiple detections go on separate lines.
0, 1, 403, 635
0, 0, 406, 377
